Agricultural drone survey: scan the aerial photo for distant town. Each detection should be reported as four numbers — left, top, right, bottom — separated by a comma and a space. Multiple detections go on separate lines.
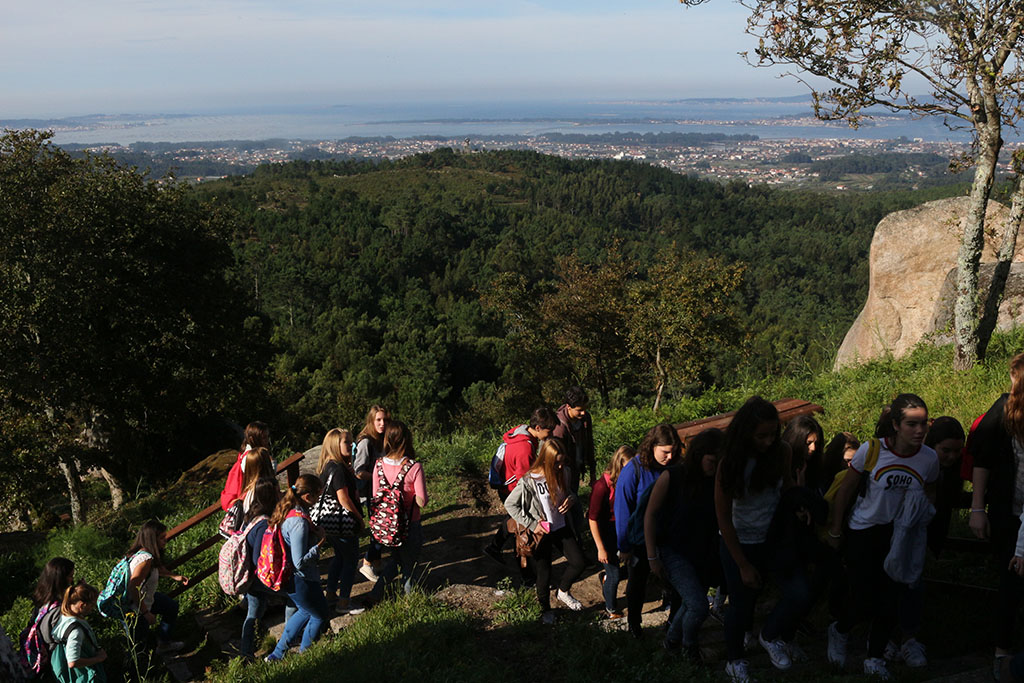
63, 132, 1015, 190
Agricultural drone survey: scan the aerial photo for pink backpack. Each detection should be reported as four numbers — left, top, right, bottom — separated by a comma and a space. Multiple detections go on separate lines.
218, 515, 266, 596
368, 458, 414, 547
256, 509, 306, 591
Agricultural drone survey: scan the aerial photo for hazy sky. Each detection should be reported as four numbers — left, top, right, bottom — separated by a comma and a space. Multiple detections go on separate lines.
2, 1, 799, 118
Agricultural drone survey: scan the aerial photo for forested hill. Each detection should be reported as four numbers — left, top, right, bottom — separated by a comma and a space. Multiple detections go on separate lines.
196, 148, 967, 436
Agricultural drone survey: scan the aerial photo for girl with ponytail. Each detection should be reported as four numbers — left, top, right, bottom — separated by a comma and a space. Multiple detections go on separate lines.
265, 474, 328, 662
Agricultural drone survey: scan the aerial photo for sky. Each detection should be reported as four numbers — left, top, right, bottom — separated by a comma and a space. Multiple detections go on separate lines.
0, 0, 799, 117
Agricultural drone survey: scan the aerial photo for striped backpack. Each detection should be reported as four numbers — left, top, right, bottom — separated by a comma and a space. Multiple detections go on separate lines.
218, 515, 266, 596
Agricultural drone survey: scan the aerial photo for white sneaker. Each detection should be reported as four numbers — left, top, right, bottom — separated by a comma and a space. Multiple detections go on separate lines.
724, 659, 751, 683
864, 657, 891, 679
359, 563, 379, 582
556, 589, 583, 611
827, 621, 848, 668
759, 632, 792, 670
786, 641, 809, 663
900, 638, 927, 668
883, 640, 900, 661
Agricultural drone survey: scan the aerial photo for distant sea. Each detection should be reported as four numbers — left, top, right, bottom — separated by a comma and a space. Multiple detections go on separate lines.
2, 98, 985, 146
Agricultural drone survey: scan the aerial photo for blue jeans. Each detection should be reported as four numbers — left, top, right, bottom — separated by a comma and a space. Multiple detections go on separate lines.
601, 561, 622, 613
660, 546, 709, 647
326, 535, 359, 601
148, 592, 177, 642
272, 576, 328, 656
241, 584, 296, 658
719, 539, 812, 661
372, 521, 423, 598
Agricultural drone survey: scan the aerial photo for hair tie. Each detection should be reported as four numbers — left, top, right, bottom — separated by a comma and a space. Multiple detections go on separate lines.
290, 484, 297, 491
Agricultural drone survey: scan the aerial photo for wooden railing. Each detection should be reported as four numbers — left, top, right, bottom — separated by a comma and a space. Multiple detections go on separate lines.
164, 451, 305, 597
674, 397, 824, 443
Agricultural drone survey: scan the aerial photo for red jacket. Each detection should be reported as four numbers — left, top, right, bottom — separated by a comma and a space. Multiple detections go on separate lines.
501, 425, 537, 492
219, 452, 245, 511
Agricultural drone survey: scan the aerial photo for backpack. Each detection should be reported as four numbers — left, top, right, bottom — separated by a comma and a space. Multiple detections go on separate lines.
218, 515, 267, 596
488, 442, 509, 489
824, 438, 882, 505
256, 509, 306, 591
19, 601, 59, 676
97, 551, 150, 619
49, 620, 104, 683
369, 458, 415, 547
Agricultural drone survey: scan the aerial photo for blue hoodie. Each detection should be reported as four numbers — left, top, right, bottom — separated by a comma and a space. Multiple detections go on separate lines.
614, 458, 661, 552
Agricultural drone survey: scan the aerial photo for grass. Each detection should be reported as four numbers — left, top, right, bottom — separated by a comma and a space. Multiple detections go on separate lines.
491, 577, 541, 625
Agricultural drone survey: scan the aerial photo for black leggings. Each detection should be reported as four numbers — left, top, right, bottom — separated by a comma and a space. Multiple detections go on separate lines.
837, 524, 900, 658
534, 526, 585, 610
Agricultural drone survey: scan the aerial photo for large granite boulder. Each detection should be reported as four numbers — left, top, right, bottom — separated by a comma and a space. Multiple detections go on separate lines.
835, 196, 1024, 368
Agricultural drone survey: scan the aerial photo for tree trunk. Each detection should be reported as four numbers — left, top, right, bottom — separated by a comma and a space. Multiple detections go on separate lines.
96, 466, 126, 509
652, 346, 665, 413
978, 169, 1024, 359
953, 117, 1002, 370
58, 454, 86, 525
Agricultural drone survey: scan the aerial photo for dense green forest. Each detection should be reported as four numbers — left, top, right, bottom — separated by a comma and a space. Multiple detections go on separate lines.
0, 131, 985, 525
193, 148, 972, 439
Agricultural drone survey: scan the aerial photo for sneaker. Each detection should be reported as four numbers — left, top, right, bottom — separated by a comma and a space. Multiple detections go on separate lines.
883, 640, 900, 662
556, 589, 583, 611
540, 610, 556, 625
263, 652, 282, 663
864, 657, 891, 679
827, 621, 848, 668
900, 638, 927, 668
359, 563, 379, 582
759, 632, 792, 670
725, 659, 751, 683
786, 641, 809, 663
603, 610, 624, 620
155, 640, 184, 654
336, 600, 366, 615
482, 544, 504, 566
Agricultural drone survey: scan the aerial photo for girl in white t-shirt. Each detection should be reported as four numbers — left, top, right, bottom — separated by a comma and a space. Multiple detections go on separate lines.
826, 393, 938, 678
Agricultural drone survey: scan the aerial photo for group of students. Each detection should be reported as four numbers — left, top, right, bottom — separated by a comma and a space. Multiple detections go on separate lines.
18, 519, 189, 682
215, 410, 427, 663
482, 379, 1024, 682
22, 354, 1024, 681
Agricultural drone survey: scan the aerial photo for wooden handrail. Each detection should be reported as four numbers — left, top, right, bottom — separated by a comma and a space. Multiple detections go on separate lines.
675, 397, 824, 443
165, 451, 305, 593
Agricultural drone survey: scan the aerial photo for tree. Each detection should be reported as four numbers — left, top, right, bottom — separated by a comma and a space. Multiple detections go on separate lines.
627, 250, 745, 412
729, 0, 1024, 369
0, 130, 263, 523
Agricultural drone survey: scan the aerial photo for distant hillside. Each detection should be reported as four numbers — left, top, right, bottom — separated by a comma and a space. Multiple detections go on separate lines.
195, 149, 969, 432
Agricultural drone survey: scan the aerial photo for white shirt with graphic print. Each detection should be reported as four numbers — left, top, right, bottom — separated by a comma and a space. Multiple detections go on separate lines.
847, 438, 939, 531
530, 472, 566, 532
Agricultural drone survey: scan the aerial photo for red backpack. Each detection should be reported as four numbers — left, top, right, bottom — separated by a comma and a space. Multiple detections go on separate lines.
369, 458, 415, 547
256, 509, 307, 591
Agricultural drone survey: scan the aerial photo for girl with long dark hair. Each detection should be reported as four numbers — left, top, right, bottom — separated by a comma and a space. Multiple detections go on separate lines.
716, 396, 808, 682
588, 445, 635, 619
122, 520, 189, 653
